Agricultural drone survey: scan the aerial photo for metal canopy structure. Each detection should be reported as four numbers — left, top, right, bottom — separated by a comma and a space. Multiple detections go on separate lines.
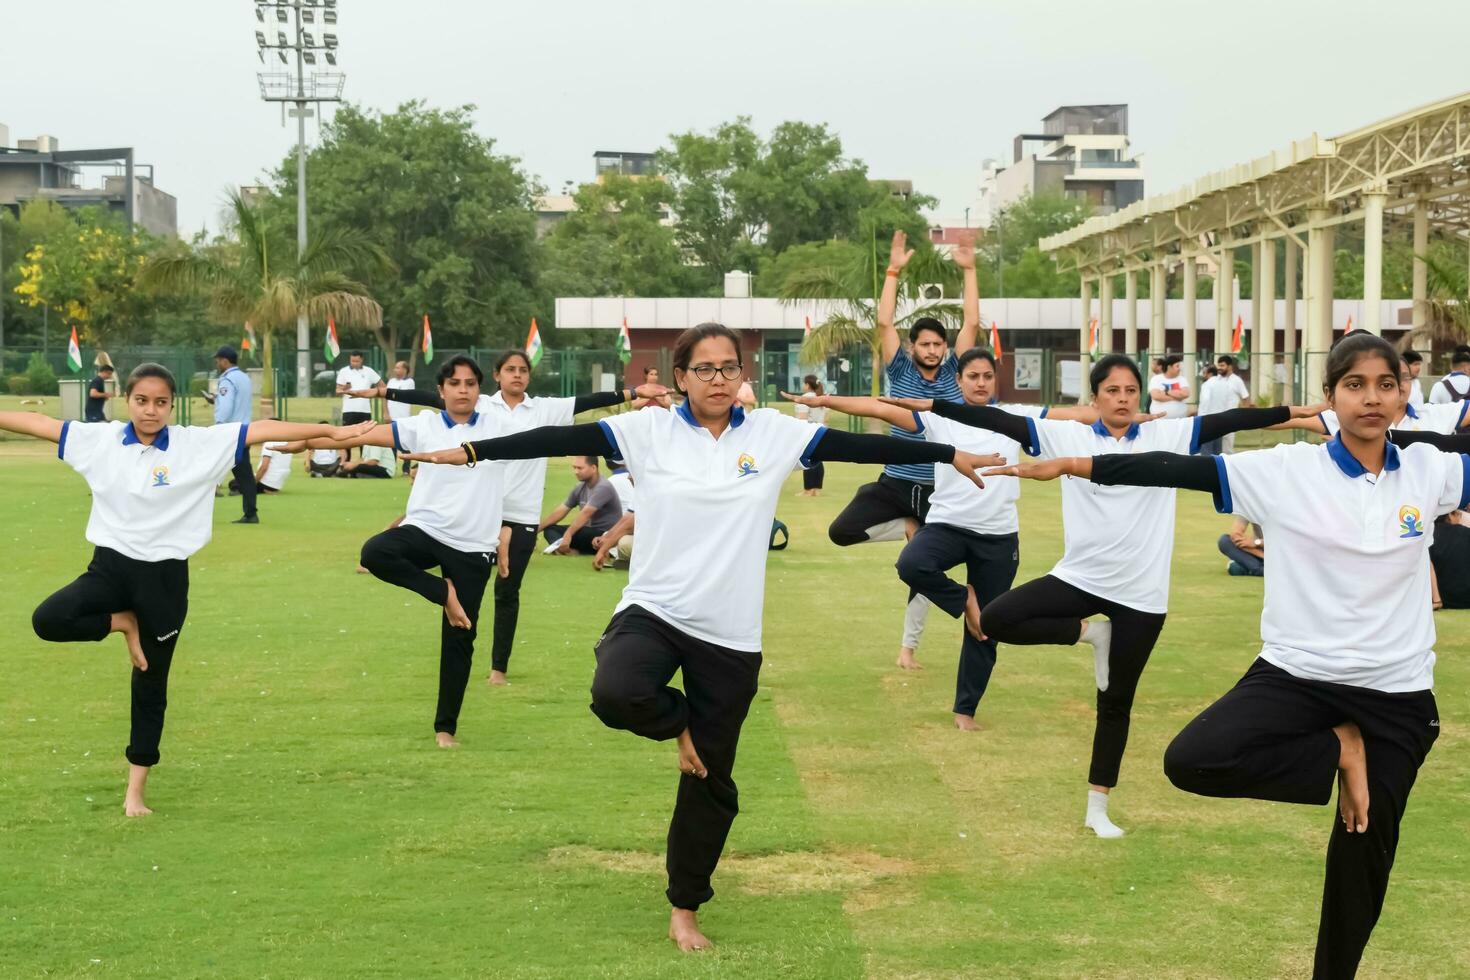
1040, 90, 1470, 399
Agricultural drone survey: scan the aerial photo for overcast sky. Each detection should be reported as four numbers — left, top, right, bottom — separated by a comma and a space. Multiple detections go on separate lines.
4, 0, 1468, 235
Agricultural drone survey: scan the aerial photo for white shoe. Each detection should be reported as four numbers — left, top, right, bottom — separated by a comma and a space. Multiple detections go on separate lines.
606, 547, 621, 561
1082, 619, 1113, 692
542, 541, 561, 555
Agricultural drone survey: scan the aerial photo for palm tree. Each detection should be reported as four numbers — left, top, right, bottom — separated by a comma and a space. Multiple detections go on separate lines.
1419, 251, 1470, 348
779, 225, 961, 398
141, 189, 392, 399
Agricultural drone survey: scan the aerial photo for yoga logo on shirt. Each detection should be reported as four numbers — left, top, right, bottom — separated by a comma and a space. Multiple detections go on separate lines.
1398, 504, 1424, 538
736, 453, 759, 478
151, 466, 171, 488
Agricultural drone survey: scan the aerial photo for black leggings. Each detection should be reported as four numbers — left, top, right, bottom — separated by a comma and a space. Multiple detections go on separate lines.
231, 457, 257, 519
31, 547, 189, 767
802, 461, 825, 491
543, 525, 598, 554
589, 607, 761, 911
491, 521, 539, 673
895, 524, 1019, 716
828, 474, 932, 546
1165, 659, 1438, 979
359, 524, 494, 735
981, 575, 1166, 787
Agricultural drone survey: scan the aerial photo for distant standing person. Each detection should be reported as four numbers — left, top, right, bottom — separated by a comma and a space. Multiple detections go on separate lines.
385, 360, 415, 472
1212, 355, 1251, 452
1401, 349, 1426, 408
85, 364, 119, 423
1429, 345, 1470, 404
633, 366, 674, 409
336, 351, 381, 462
205, 345, 257, 525
1147, 354, 1190, 419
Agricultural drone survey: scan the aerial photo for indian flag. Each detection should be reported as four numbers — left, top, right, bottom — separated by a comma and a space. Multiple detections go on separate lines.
616, 317, 632, 364
66, 326, 82, 373
324, 317, 341, 361
1231, 315, 1244, 354
422, 314, 434, 361
525, 318, 543, 368
988, 319, 1004, 361
1087, 317, 1099, 354
803, 315, 812, 339
242, 322, 256, 353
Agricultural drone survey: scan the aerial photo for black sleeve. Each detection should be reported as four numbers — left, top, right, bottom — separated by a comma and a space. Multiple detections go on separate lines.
385, 386, 444, 410
465, 423, 614, 461
929, 401, 1032, 444
1092, 451, 1224, 502
809, 427, 955, 465
1195, 406, 1291, 444
1389, 430, 1470, 453
572, 391, 626, 414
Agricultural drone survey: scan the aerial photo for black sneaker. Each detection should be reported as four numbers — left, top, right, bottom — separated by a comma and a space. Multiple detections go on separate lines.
233, 515, 260, 525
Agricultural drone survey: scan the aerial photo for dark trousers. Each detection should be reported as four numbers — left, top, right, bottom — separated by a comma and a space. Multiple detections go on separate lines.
589, 607, 761, 911
30, 547, 189, 767
828, 473, 933, 546
1164, 659, 1438, 980
232, 458, 257, 518
802, 461, 825, 491
1218, 534, 1265, 574
543, 524, 598, 554
980, 575, 1166, 787
491, 521, 539, 673
896, 524, 1020, 716
359, 524, 493, 735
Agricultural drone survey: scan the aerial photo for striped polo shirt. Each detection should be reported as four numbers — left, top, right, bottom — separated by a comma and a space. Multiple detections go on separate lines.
883, 350, 962, 482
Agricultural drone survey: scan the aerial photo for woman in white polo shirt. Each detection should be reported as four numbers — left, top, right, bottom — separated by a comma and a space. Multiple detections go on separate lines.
1272, 358, 1470, 439
1, 362, 372, 817
990, 334, 1468, 979
401, 322, 999, 953
885, 353, 1289, 839
354, 350, 667, 685
311, 355, 510, 748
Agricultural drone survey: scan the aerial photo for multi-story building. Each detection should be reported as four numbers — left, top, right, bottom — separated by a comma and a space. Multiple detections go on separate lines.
978, 104, 1144, 223
0, 125, 177, 237
537, 151, 669, 237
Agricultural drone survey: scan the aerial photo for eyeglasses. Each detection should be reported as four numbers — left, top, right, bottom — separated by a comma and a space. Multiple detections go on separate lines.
688, 362, 743, 382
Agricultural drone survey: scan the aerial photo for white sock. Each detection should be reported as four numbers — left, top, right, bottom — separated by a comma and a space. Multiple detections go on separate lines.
1080, 619, 1113, 692
863, 519, 910, 543
1085, 789, 1125, 838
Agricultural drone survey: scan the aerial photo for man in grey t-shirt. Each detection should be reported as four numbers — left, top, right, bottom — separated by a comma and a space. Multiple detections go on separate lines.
539, 456, 624, 555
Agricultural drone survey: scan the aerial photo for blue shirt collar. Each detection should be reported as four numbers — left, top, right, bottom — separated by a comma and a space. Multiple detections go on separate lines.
121, 422, 170, 451
1404, 402, 1419, 420
1091, 418, 1140, 440
676, 400, 745, 429
1325, 434, 1400, 478
441, 410, 480, 428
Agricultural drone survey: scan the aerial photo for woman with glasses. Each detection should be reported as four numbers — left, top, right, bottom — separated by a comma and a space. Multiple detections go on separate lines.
400, 322, 1002, 953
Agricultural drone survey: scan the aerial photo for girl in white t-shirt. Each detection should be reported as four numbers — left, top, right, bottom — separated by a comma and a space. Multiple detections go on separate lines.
1, 363, 371, 817
992, 335, 1468, 977
401, 323, 1000, 953
885, 353, 1287, 838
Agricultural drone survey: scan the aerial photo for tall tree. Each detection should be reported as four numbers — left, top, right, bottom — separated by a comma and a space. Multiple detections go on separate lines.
262, 101, 541, 357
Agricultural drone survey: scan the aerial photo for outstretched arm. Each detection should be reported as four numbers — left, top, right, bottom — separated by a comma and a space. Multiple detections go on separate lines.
0, 411, 64, 444
401, 422, 616, 467
887, 398, 1033, 445
780, 391, 917, 431
378, 385, 443, 409
1195, 406, 1291, 444
575, 383, 669, 414
808, 428, 1003, 490
1390, 430, 1470, 452
246, 419, 377, 447
953, 232, 979, 354
985, 450, 1222, 498
877, 231, 913, 365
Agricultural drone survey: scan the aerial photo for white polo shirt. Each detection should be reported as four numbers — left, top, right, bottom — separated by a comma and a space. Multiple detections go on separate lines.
1407, 377, 1425, 408
607, 469, 635, 514
385, 377, 415, 421
480, 390, 579, 524
1148, 373, 1190, 419
598, 404, 825, 651
392, 409, 507, 553
1429, 371, 1470, 404
58, 420, 247, 562
914, 404, 1045, 535
1218, 438, 1470, 692
337, 365, 382, 415
1319, 401, 1469, 437
260, 441, 293, 490
1029, 416, 1201, 613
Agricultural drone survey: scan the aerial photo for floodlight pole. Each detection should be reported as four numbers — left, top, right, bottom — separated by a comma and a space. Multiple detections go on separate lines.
294, 3, 309, 399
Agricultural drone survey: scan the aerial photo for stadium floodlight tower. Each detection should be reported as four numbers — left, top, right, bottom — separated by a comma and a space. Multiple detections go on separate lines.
254, 0, 345, 397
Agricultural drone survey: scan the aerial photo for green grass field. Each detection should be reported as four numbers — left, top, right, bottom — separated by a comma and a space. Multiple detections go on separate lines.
1, 438, 1467, 978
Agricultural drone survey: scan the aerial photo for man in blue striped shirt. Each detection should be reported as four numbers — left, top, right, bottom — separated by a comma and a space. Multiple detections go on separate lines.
205, 345, 258, 524
827, 231, 977, 669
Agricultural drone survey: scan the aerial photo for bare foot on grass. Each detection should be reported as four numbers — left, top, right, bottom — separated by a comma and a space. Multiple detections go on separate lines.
954, 713, 980, 732
896, 647, 923, 671
669, 908, 712, 952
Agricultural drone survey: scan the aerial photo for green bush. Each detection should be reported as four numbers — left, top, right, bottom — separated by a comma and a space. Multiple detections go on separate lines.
7, 374, 32, 395
25, 353, 58, 396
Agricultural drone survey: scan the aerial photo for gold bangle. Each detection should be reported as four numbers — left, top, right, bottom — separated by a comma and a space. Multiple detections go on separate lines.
462, 441, 478, 467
